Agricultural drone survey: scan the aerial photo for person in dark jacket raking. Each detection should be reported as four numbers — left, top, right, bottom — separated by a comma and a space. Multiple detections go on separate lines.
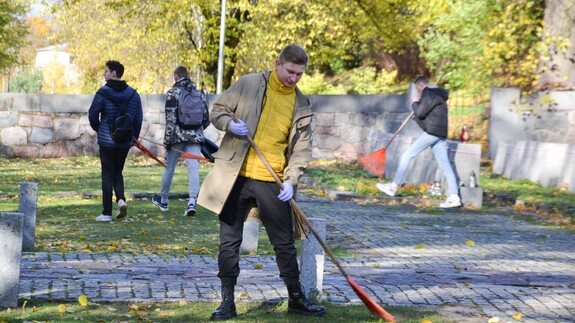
376, 76, 461, 208
88, 60, 143, 222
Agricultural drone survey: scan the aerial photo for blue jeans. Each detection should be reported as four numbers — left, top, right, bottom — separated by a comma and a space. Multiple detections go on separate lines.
393, 132, 459, 196
160, 142, 201, 201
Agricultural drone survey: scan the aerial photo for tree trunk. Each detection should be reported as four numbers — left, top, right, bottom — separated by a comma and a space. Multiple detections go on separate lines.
536, 0, 575, 90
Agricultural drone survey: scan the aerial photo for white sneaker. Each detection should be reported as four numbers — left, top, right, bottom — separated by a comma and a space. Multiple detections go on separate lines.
96, 214, 113, 222
376, 183, 397, 197
117, 199, 128, 218
440, 194, 462, 208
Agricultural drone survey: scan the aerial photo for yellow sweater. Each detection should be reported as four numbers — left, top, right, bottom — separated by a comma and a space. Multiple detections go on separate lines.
240, 70, 295, 182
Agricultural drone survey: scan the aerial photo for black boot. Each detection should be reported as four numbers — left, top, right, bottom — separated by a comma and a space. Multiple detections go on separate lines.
210, 283, 237, 321
287, 283, 327, 316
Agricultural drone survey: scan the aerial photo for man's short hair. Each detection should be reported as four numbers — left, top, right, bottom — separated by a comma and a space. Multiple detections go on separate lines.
106, 60, 124, 78
174, 66, 189, 79
278, 44, 308, 67
413, 76, 429, 85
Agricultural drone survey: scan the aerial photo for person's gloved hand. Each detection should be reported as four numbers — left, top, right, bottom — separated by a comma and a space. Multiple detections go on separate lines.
277, 181, 293, 202
228, 119, 249, 136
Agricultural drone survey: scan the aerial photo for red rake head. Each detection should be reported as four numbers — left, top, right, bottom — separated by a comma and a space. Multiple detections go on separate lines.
358, 149, 386, 177
346, 276, 395, 322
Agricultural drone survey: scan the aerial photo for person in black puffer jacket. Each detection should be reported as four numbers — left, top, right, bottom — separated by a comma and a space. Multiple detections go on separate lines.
88, 60, 143, 222
376, 76, 461, 208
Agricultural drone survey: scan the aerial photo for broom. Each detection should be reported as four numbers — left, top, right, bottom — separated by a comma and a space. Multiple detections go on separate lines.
139, 137, 211, 161
229, 114, 396, 322
358, 112, 413, 177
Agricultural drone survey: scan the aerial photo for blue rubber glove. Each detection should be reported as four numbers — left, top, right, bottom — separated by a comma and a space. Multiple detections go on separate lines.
278, 181, 293, 202
228, 119, 249, 136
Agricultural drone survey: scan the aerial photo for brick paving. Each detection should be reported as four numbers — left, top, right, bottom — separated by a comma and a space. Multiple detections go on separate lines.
19, 198, 575, 322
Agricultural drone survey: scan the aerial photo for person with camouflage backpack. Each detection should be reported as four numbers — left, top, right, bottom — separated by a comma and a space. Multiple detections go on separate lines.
152, 66, 209, 216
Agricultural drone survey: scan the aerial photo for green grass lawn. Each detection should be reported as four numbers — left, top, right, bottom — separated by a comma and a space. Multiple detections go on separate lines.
1, 156, 573, 256
0, 299, 450, 323
1, 155, 570, 322
0, 156, 278, 256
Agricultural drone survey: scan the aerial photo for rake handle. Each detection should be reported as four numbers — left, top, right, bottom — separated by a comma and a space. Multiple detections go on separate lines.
228, 114, 349, 276
140, 137, 208, 161
384, 111, 413, 150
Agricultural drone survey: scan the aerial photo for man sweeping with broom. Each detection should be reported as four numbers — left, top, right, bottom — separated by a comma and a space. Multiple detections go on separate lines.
376, 76, 462, 208
197, 44, 326, 321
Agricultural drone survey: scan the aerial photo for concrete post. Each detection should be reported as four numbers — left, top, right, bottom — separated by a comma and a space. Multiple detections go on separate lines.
19, 182, 38, 251
0, 212, 24, 308
240, 220, 259, 253
300, 218, 326, 302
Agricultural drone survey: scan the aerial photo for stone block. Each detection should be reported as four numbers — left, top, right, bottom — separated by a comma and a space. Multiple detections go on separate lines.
0, 93, 40, 112
0, 212, 24, 308
449, 142, 482, 187
31, 115, 53, 128
11, 145, 40, 158
29, 128, 53, 144
300, 218, 326, 302
41, 142, 68, 158
1, 127, 27, 146
39, 94, 93, 113
0, 112, 18, 127
240, 220, 259, 253
333, 143, 358, 161
54, 118, 80, 140
460, 187, 483, 208
19, 182, 39, 251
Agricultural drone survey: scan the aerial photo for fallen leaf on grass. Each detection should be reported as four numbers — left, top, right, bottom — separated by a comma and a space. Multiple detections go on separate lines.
512, 312, 523, 320
78, 294, 89, 306
488, 317, 500, 323
414, 244, 425, 249
466, 239, 476, 247
58, 304, 67, 313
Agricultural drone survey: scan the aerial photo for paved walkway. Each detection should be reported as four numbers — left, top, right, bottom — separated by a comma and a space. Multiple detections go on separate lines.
19, 198, 574, 322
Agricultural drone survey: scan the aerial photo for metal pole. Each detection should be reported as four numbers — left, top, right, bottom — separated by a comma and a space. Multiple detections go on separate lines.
216, 0, 226, 94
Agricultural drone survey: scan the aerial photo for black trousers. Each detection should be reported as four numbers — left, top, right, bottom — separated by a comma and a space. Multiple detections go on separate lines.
218, 177, 299, 286
99, 145, 129, 215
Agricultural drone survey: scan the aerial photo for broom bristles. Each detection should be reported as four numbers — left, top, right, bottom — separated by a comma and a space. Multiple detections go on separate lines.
346, 276, 395, 322
358, 149, 386, 177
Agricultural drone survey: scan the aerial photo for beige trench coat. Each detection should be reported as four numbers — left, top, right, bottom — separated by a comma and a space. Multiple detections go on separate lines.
197, 71, 313, 238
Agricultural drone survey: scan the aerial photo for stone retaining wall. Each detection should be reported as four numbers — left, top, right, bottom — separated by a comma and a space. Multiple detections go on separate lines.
2, 90, 573, 192
0, 93, 419, 161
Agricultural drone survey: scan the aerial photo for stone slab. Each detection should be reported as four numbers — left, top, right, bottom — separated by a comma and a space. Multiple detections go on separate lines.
0, 212, 24, 308
19, 182, 39, 251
